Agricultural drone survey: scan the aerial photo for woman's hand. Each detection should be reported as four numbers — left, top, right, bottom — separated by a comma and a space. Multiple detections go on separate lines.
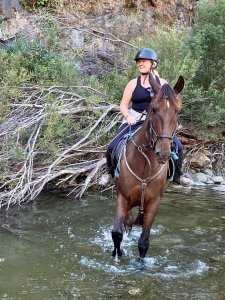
125, 115, 137, 125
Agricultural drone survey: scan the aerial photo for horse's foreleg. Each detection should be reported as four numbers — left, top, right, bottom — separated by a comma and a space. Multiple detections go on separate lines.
138, 226, 150, 259
112, 194, 128, 258
138, 198, 161, 259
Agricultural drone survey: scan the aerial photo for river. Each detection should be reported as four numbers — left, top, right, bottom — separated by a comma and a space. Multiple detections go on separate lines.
0, 186, 225, 299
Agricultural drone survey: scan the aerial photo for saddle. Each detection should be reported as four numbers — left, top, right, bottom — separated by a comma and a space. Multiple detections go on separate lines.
109, 127, 179, 180
111, 126, 142, 177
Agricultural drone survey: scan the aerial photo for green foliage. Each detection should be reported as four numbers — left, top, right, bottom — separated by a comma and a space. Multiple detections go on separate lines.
0, 103, 10, 123
9, 145, 25, 163
191, 0, 225, 88
40, 14, 60, 48
186, 0, 225, 129
100, 72, 128, 103
0, 31, 81, 98
20, 0, 62, 9
39, 105, 72, 152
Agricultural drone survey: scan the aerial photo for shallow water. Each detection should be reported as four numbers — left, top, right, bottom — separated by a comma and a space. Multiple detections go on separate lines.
0, 186, 225, 299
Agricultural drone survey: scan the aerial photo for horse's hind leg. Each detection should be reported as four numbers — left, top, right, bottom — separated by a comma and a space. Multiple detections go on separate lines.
124, 210, 133, 234
112, 194, 128, 258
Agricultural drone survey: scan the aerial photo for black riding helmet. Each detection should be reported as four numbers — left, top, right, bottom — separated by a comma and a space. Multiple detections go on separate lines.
135, 48, 158, 65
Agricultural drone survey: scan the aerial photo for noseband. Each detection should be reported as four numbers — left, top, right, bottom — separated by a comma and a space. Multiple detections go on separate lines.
149, 104, 176, 149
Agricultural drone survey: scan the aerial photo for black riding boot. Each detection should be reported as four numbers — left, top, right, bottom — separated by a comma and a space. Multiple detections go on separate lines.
173, 150, 183, 184
106, 150, 115, 178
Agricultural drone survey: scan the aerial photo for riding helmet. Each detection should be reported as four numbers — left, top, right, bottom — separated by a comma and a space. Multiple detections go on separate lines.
135, 48, 158, 63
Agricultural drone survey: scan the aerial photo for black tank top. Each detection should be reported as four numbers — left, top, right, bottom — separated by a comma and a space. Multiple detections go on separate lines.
131, 75, 161, 113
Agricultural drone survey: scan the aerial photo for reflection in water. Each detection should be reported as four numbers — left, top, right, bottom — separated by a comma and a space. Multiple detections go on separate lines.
0, 187, 225, 299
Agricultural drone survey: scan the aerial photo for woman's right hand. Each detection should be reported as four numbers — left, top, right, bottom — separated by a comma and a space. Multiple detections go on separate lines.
125, 115, 137, 125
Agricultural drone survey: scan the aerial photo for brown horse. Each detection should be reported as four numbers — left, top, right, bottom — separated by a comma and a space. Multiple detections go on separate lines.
111, 75, 184, 260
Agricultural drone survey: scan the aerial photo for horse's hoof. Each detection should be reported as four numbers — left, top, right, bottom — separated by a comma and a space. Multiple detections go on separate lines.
137, 257, 145, 264
117, 249, 125, 258
112, 249, 116, 257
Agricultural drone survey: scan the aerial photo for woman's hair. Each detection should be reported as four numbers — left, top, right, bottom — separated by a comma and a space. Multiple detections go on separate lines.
152, 69, 159, 76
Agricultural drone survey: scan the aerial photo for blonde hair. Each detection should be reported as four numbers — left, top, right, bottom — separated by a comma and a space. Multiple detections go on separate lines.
152, 69, 159, 77
151, 61, 158, 69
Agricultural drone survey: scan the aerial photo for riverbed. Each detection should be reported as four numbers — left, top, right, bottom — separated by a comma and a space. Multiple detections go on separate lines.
0, 186, 225, 299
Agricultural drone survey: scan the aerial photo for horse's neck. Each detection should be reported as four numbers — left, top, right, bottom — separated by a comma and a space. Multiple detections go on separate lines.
133, 120, 151, 147
126, 123, 159, 177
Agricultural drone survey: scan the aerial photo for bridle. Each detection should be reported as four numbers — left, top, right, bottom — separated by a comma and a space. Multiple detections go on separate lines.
149, 103, 176, 150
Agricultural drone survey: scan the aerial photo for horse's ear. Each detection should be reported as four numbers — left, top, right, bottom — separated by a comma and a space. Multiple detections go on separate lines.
149, 73, 160, 94
173, 76, 184, 94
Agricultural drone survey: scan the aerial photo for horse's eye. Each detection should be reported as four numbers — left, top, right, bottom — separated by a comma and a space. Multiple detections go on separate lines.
152, 107, 157, 114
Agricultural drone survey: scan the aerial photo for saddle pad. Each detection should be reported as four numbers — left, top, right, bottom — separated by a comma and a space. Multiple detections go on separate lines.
111, 125, 142, 177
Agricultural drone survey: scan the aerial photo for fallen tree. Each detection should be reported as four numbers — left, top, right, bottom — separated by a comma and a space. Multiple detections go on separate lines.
0, 85, 120, 209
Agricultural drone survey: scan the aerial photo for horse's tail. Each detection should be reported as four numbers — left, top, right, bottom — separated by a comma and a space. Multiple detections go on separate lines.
133, 210, 144, 226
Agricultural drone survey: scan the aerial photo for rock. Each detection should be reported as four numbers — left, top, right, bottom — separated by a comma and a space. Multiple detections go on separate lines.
193, 172, 208, 183
180, 176, 194, 186
0, 0, 22, 20
205, 178, 214, 184
211, 176, 224, 184
190, 152, 210, 168
194, 181, 206, 186
98, 174, 111, 186
71, 29, 84, 49
128, 288, 141, 296
202, 168, 213, 177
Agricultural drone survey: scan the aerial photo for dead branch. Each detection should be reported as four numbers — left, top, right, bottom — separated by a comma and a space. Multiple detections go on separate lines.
0, 85, 119, 209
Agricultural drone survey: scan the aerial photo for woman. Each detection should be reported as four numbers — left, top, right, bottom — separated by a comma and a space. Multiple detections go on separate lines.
107, 48, 189, 185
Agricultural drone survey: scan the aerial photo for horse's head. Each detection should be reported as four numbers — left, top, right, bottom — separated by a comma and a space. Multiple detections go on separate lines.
148, 76, 184, 164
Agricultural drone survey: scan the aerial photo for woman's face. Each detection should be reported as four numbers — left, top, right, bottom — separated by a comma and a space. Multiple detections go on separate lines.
136, 59, 153, 74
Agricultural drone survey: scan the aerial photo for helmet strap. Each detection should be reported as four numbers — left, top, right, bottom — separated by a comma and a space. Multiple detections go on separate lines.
141, 66, 152, 75
142, 74, 149, 85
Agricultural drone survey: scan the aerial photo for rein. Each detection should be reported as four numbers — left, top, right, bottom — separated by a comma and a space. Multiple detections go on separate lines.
123, 144, 165, 214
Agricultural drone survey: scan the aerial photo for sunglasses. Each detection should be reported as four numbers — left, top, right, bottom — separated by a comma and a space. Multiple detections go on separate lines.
146, 87, 155, 98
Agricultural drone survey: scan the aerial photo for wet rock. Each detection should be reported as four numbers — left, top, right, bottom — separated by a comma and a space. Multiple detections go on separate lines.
211, 176, 224, 184
190, 152, 211, 169
194, 181, 206, 186
98, 174, 111, 186
128, 288, 141, 295
193, 172, 208, 183
202, 168, 213, 177
205, 178, 214, 184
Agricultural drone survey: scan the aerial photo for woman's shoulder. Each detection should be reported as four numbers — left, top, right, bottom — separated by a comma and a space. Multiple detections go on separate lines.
159, 77, 167, 85
153, 70, 167, 85
125, 78, 138, 89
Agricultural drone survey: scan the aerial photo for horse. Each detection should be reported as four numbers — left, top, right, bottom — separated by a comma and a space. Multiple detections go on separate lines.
111, 75, 184, 260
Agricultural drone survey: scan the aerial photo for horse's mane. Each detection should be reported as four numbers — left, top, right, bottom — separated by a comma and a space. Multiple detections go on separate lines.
152, 83, 182, 111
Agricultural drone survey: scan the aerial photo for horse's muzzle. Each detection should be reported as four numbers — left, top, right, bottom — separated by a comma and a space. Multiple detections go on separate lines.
154, 150, 171, 164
